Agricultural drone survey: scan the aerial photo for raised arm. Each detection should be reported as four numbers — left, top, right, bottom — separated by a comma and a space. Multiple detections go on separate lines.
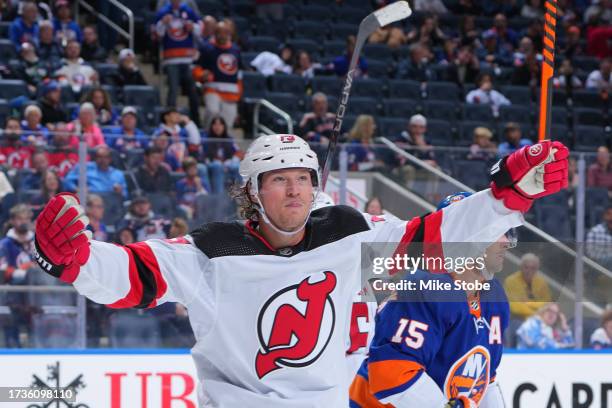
33, 194, 210, 310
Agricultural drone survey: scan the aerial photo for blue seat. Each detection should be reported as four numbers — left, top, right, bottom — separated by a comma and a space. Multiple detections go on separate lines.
383, 98, 416, 118
574, 108, 605, 127
298, 5, 331, 22
586, 187, 609, 228
367, 60, 389, 78
147, 192, 177, 219
266, 92, 304, 116
95, 63, 119, 84
109, 311, 161, 348
501, 85, 533, 105
311, 76, 342, 96
287, 38, 320, 56
363, 43, 393, 61
535, 204, 573, 241
572, 90, 605, 109
329, 23, 355, 41
195, 0, 226, 17
242, 71, 268, 98
452, 160, 489, 190
123, 85, 159, 112
255, 21, 289, 40
379, 117, 406, 138
423, 101, 460, 122
499, 105, 533, 124
427, 119, 454, 146
322, 40, 346, 60
98, 192, 125, 227
0, 39, 15, 61
426, 81, 460, 102
269, 74, 306, 94
227, 0, 253, 17
0, 79, 27, 100
573, 56, 600, 72
574, 125, 607, 151
32, 313, 79, 348
0, 99, 8, 125
348, 96, 380, 116
333, 5, 367, 24
463, 104, 495, 122
293, 21, 328, 43
387, 79, 421, 99
352, 78, 384, 99
247, 36, 278, 52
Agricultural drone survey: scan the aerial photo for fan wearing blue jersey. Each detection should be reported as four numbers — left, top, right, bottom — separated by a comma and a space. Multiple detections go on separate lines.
350, 192, 512, 408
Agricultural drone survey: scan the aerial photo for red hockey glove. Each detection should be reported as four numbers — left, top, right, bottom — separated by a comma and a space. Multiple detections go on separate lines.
444, 396, 477, 408
490, 140, 569, 212
34, 193, 92, 283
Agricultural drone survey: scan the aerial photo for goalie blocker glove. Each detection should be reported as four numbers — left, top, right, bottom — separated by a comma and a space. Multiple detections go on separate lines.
489, 140, 569, 212
33, 193, 92, 283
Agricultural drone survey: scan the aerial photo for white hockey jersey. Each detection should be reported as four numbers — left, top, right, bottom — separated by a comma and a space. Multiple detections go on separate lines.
69, 190, 522, 407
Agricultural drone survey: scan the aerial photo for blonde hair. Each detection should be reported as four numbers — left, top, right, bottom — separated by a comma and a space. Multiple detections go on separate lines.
349, 115, 375, 142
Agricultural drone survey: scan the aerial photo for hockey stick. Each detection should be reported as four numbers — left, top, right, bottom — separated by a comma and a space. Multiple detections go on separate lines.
538, 0, 558, 141
321, 1, 412, 190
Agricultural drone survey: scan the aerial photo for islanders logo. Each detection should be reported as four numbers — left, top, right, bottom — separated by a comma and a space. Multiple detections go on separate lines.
444, 346, 490, 404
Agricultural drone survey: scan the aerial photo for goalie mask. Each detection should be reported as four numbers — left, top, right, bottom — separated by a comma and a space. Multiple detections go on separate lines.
239, 134, 321, 235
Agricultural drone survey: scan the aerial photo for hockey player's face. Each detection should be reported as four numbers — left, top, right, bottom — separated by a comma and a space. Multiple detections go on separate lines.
259, 169, 313, 231
484, 235, 510, 274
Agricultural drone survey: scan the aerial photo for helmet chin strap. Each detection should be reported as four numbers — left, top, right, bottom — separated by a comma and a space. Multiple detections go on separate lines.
254, 192, 317, 238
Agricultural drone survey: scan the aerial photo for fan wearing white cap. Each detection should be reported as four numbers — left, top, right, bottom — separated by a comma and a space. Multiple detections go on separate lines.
32, 133, 568, 407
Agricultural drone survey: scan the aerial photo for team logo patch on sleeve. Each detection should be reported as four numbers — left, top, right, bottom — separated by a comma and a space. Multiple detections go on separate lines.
255, 271, 337, 379
444, 346, 491, 404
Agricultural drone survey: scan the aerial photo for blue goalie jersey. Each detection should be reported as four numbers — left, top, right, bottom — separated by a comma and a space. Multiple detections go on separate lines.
350, 270, 509, 407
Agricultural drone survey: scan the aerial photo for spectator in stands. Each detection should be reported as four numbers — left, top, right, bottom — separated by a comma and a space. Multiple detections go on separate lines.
298, 93, 335, 145
0, 0, 17, 21
19, 150, 48, 190
37, 80, 68, 128
118, 195, 170, 241
365, 197, 384, 216
585, 15, 612, 59
414, 0, 448, 13
390, 114, 438, 183
16, 42, 52, 97
81, 87, 117, 126
590, 309, 612, 349
369, 24, 407, 49
116, 226, 135, 245
466, 73, 511, 116
467, 126, 497, 162
554, 58, 583, 90
586, 205, 612, 268
491, 13, 518, 50
195, 20, 242, 129
586, 57, 611, 92
406, 14, 446, 48
53, 0, 82, 47
446, 43, 480, 88
458, 15, 480, 44
498, 122, 532, 158
516, 303, 574, 350
584, 0, 612, 25
292, 50, 321, 79
46, 124, 79, 177
20, 105, 49, 147
511, 36, 542, 87
0, 117, 30, 170
154, 107, 200, 169
64, 144, 128, 198
176, 156, 207, 219
587, 146, 612, 190
346, 115, 384, 172
448, 0, 482, 15
80, 25, 107, 63
560, 25, 585, 59
521, 0, 544, 18
331, 35, 367, 78
55, 40, 99, 93
135, 146, 173, 194
85, 193, 108, 242
155, 0, 201, 126
30, 170, 62, 214
255, 0, 285, 20
65, 102, 105, 148
169, 217, 189, 238
504, 253, 552, 320
396, 43, 434, 82
115, 48, 147, 87
0, 204, 35, 347
202, 115, 240, 194
201, 15, 217, 42
37, 20, 64, 66
9, 0, 38, 51
104, 106, 147, 152
477, 29, 513, 68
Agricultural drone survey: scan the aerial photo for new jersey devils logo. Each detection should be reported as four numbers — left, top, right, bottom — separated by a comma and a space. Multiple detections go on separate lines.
255, 271, 337, 379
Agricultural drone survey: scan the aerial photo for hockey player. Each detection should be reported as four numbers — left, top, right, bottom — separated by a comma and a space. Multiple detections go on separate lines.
33, 134, 567, 407
349, 192, 518, 408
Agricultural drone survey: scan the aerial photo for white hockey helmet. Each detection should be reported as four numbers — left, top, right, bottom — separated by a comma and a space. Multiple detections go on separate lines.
239, 134, 321, 195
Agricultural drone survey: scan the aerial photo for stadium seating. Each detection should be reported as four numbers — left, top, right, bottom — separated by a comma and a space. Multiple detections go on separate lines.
269, 74, 307, 95
242, 71, 268, 98
387, 79, 421, 100
109, 311, 161, 348
452, 160, 490, 190
574, 126, 607, 150
383, 98, 416, 118
0, 79, 27, 100
352, 78, 385, 99
423, 101, 461, 123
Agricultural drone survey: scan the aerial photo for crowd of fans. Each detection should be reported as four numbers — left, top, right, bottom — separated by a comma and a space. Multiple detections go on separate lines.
0, 0, 610, 348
